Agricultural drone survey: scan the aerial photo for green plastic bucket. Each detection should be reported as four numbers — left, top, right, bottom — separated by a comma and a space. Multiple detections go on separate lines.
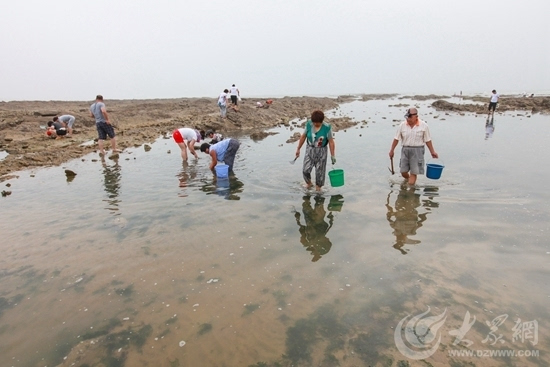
328, 169, 344, 187
426, 163, 444, 179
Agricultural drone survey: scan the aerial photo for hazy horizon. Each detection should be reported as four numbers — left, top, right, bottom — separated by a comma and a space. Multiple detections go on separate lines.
1, 0, 548, 101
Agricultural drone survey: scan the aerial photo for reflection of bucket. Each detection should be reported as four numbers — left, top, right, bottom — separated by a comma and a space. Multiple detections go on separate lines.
426, 164, 444, 180
328, 194, 344, 211
215, 164, 229, 178
328, 169, 344, 187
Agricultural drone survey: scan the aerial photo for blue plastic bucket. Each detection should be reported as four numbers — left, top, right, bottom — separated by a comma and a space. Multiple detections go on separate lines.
426, 163, 444, 180
215, 164, 229, 178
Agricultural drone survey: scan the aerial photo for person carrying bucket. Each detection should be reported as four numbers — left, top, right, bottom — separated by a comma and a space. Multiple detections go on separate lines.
200, 138, 241, 172
389, 108, 438, 186
295, 110, 336, 191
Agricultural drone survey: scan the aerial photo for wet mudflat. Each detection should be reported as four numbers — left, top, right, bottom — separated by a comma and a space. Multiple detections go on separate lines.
1, 97, 549, 367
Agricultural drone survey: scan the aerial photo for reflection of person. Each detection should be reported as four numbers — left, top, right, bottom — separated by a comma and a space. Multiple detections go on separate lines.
90, 95, 118, 156
385, 186, 435, 254
295, 110, 336, 191
46, 120, 68, 138
200, 138, 241, 172
172, 127, 202, 160
218, 89, 229, 119
389, 108, 438, 186
177, 160, 199, 193
488, 89, 500, 115
485, 117, 495, 140
230, 84, 240, 111
294, 195, 338, 262
53, 115, 75, 135
101, 156, 121, 213
198, 175, 244, 200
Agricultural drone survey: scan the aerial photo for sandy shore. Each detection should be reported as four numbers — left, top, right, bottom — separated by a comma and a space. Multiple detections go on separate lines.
1, 94, 548, 181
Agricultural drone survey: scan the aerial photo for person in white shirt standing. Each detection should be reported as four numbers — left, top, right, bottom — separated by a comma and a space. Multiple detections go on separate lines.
488, 89, 500, 115
389, 108, 438, 186
218, 89, 229, 119
230, 84, 240, 112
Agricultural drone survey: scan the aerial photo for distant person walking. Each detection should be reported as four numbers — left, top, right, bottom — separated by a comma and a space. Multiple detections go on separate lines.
230, 84, 240, 111
172, 127, 202, 160
200, 138, 241, 172
90, 95, 118, 156
389, 108, 438, 186
218, 89, 229, 119
53, 115, 76, 135
488, 89, 500, 115
295, 110, 336, 192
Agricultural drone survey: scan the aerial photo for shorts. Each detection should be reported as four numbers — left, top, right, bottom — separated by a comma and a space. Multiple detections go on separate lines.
400, 146, 425, 175
56, 128, 67, 136
96, 122, 115, 140
173, 129, 184, 143
231, 95, 238, 105
488, 102, 497, 111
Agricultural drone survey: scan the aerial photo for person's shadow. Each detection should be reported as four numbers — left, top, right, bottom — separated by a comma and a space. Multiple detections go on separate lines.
101, 156, 121, 215
485, 116, 495, 140
294, 195, 344, 262
385, 185, 438, 254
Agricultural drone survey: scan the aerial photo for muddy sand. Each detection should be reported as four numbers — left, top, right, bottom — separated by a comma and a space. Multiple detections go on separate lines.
1, 94, 548, 181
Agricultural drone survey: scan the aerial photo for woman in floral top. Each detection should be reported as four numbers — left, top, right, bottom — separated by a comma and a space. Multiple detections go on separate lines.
295, 110, 336, 191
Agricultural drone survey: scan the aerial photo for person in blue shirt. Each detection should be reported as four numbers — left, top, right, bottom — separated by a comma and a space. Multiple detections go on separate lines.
295, 110, 336, 191
200, 138, 241, 172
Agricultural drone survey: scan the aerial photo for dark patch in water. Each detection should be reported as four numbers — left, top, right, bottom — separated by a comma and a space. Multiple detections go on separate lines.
272, 290, 287, 308
243, 303, 260, 316
456, 273, 480, 289
115, 284, 134, 297
198, 323, 213, 335
0, 293, 24, 318
284, 304, 349, 364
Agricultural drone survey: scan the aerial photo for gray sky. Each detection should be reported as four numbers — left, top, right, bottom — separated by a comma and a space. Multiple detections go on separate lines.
1, 0, 548, 101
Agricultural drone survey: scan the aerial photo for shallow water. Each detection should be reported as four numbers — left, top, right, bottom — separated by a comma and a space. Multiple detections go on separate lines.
1, 97, 549, 367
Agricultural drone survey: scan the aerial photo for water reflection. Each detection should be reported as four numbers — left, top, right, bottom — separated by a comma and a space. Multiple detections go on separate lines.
485, 116, 495, 140
101, 156, 121, 214
199, 175, 244, 200
293, 195, 344, 262
385, 185, 439, 254
177, 161, 198, 197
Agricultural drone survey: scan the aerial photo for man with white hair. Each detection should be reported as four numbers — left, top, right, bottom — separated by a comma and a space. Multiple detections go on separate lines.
389, 108, 438, 185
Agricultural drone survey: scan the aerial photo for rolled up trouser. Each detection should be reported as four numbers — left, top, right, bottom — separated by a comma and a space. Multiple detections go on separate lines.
223, 139, 240, 171
303, 145, 328, 187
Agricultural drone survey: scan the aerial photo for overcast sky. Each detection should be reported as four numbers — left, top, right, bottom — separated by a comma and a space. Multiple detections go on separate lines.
1, 0, 548, 101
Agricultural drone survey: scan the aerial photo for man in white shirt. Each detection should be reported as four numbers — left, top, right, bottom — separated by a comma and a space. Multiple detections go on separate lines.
389, 108, 438, 185
488, 89, 500, 115
218, 89, 229, 118
230, 84, 240, 112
